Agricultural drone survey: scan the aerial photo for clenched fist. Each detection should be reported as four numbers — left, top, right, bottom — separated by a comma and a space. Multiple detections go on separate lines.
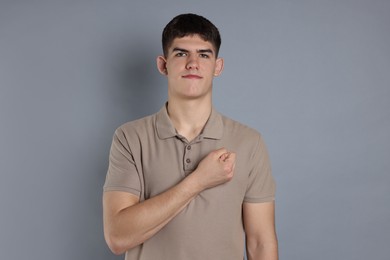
193, 148, 236, 191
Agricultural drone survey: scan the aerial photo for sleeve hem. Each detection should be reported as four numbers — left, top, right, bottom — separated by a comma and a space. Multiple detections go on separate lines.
244, 195, 275, 203
103, 186, 140, 197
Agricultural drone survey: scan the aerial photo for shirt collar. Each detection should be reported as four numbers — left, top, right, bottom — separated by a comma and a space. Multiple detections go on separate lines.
156, 103, 223, 140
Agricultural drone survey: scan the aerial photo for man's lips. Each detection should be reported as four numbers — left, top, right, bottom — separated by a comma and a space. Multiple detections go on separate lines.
182, 74, 202, 79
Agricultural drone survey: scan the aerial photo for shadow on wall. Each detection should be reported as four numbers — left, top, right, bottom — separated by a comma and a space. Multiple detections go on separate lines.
109, 41, 166, 123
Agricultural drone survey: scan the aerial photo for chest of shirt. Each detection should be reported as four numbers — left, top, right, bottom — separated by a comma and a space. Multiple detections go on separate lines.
136, 135, 251, 202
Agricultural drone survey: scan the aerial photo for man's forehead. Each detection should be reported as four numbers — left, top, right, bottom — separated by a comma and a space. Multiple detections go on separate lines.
169, 35, 215, 51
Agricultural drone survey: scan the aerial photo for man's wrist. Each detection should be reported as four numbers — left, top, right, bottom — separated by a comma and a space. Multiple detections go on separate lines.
182, 171, 204, 197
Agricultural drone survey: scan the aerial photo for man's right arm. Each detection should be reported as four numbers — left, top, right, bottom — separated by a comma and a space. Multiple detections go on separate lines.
103, 148, 235, 255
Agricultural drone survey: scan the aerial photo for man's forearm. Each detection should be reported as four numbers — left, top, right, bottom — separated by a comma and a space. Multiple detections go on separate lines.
105, 174, 202, 254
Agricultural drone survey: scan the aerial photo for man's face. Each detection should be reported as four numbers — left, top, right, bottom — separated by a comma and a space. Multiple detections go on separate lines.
157, 35, 224, 101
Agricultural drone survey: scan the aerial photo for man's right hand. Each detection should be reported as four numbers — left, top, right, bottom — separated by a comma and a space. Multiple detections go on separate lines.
192, 148, 236, 191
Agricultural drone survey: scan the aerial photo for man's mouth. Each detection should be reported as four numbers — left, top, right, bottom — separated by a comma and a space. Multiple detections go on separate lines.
182, 74, 202, 79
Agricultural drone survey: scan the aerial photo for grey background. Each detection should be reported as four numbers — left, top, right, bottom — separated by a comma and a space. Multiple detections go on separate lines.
1, 1, 389, 259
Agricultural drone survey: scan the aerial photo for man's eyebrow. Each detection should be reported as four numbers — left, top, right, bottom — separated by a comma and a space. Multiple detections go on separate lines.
172, 47, 214, 55
197, 49, 214, 54
172, 47, 189, 53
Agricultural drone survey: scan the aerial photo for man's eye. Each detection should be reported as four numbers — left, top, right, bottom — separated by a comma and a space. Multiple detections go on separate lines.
200, 54, 209, 58
175, 52, 187, 57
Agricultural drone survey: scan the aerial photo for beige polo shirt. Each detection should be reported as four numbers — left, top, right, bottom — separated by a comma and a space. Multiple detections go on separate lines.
104, 105, 275, 260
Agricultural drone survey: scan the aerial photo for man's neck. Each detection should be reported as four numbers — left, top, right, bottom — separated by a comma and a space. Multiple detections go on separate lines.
167, 98, 212, 142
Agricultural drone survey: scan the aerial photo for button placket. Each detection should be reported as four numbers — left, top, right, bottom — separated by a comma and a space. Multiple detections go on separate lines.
184, 144, 194, 172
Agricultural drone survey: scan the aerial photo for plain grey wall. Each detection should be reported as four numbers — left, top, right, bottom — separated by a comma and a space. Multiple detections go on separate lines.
1, 1, 389, 259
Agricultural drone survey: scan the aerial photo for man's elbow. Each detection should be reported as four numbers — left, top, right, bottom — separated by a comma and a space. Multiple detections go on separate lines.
105, 233, 125, 255
246, 236, 278, 260
104, 231, 138, 255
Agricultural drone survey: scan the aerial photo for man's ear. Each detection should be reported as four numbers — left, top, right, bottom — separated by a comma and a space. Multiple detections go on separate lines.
214, 57, 224, 77
157, 56, 168, 75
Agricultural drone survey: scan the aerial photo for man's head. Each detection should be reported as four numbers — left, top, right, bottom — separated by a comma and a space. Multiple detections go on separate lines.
162, 13, 221, 58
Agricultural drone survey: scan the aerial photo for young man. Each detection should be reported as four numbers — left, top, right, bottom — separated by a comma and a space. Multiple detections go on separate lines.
103, 14, 278, 260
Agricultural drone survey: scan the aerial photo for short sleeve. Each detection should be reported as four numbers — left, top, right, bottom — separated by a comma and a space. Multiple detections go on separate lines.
244, 134, 275, 203
103, 127, 141, 197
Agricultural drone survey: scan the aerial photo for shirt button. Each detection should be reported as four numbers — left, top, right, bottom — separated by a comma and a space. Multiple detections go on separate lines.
186, 158, 191, 163
187, 145, 191, 150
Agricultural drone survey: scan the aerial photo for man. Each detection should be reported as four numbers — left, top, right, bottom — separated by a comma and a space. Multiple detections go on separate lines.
103, 13, 278, 260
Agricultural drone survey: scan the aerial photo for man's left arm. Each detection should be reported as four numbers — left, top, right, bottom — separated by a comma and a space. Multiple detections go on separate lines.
243, 201, 278, 260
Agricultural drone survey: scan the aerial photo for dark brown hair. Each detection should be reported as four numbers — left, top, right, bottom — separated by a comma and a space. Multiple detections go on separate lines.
162, 13, 221, 57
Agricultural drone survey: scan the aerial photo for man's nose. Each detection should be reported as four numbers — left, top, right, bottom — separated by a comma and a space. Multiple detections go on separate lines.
185, 56, 199, 70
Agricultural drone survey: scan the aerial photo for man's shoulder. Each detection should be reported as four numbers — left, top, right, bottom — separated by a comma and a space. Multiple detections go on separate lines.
219, 113, 262, 139
115, 113, 157, 137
